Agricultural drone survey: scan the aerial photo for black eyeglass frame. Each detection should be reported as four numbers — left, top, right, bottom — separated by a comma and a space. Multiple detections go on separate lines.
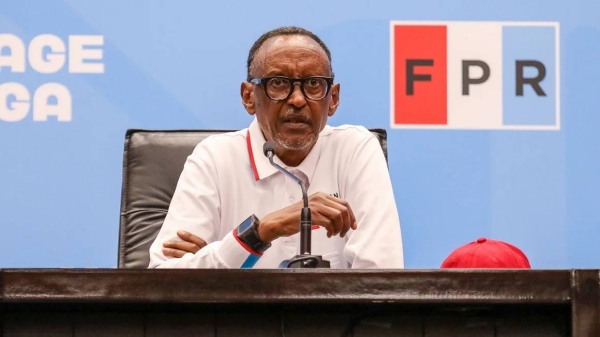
248, 76, 335, 101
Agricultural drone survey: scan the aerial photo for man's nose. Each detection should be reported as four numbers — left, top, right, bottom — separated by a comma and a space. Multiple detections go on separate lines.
286, 83, 307, 108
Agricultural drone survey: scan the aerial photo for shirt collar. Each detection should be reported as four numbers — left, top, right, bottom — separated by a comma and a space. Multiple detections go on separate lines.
246, 118, 322, 183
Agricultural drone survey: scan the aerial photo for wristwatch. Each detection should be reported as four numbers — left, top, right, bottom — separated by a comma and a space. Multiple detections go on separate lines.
235, 214, 271, 254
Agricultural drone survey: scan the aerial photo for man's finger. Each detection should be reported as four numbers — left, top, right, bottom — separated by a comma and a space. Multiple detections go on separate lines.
326, 195, 357, 230
177, 230, 208, 248
311, 214, 333, 238
162, 247, 187, 258
314, 205, 345, 237
319, 198, 352, 237
163, 240, 200, 254
329, 202, 352, 237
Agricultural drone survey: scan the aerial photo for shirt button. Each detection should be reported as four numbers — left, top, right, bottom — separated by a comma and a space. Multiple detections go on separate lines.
289, 196, 294, 202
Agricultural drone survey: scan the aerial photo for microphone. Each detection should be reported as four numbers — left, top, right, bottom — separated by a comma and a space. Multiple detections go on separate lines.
263, 142, 309, 210
263, 141, 330, 268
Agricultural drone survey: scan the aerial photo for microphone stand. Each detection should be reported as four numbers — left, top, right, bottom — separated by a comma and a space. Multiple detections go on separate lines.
266, 155, 330, 268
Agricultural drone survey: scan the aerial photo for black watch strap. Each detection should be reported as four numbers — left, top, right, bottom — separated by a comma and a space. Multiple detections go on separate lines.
235, 214, 271, 255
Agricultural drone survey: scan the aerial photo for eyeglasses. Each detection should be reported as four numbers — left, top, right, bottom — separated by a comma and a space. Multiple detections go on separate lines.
249, 76, 334, 101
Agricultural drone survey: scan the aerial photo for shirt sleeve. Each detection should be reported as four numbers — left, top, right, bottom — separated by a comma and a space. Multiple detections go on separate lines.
148, 140, 262, 269
342, 132, 405, 268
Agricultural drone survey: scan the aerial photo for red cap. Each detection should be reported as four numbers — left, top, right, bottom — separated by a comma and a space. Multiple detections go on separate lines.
440, 237, 531, 269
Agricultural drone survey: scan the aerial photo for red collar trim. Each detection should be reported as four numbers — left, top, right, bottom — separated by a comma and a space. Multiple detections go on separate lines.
246, 130, 260, 181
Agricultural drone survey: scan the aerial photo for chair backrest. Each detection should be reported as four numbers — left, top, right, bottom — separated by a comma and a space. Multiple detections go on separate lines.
118, 128, 388, 268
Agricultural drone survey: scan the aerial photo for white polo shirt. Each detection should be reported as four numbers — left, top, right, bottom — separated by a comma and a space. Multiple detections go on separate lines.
148, 118, 404, 269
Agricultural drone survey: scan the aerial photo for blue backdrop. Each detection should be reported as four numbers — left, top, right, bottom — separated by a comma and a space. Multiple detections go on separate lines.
1, 0, 598, 268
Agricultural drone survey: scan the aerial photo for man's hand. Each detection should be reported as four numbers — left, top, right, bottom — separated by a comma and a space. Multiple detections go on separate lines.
162, 230, 207, 258
258, 192, 358, 243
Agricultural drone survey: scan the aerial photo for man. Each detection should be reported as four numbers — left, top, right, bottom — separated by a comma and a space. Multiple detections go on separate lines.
149, 26, 403, 269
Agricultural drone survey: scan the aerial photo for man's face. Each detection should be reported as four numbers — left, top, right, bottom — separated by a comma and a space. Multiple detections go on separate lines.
241, 35, 340, 153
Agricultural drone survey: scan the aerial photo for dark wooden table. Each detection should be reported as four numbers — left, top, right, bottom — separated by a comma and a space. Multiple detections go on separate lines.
0, 269, 598, 336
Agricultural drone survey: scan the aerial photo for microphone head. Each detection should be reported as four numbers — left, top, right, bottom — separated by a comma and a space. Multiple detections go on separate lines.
263, 141, 276, 158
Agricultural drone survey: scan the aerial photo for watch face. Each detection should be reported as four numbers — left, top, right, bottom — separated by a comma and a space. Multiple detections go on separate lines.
237, 215, 254, 233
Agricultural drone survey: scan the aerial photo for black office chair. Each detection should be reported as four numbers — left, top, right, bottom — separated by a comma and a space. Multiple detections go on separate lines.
118, 128, 389, 268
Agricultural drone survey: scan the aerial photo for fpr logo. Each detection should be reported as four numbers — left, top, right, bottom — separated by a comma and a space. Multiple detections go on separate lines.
390, 21, 560, 130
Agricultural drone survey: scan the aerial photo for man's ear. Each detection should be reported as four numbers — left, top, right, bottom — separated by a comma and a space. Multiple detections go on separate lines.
328, 83, 340, 117
241, 82, 256, 115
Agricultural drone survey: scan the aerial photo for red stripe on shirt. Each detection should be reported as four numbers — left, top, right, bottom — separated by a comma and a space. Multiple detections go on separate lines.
246, 130, 260, 181
232, 229, 263, 257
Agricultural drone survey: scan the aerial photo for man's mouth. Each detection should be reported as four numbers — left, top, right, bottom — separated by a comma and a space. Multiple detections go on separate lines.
282, 116, 310, 125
